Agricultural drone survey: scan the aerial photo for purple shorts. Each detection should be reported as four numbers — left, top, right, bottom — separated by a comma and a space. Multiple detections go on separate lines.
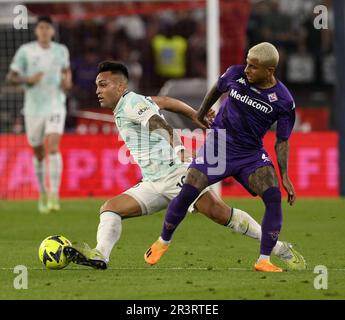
189, 129, 274, 196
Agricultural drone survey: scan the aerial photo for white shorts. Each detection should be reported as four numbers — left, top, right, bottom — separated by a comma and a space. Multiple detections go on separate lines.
124, 165, 210, 215
24, 110, 66, 147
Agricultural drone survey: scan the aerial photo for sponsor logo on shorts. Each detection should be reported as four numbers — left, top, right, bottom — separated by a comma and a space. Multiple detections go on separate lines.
229, 89, 273, 114
262, 153, 271, 163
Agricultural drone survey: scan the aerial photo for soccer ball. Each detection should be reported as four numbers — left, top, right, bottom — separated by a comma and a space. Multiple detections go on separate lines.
38, 235, 72, 270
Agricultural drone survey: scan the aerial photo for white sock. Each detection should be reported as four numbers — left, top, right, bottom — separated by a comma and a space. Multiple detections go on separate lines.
226, 208, 261, 240
159, 236, 171, 246
258, 254, 270, 262
226, 208, 283, 255
33, 157, 46, 194
48, 152, 62, 195
96, 211, 122, 262
271, 240, 283, 256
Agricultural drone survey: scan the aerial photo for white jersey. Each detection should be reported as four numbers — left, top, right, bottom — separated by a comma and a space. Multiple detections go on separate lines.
10, 41, 70, 116
114, 91, 182, 181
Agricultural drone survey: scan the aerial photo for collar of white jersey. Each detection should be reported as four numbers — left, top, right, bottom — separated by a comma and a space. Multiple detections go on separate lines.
35, 40, 53, 50
114, 90, 131, 113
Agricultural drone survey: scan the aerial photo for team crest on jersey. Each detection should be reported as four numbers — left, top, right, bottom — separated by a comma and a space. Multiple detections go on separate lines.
268, 92, 278, 102
236, 77, 246, 85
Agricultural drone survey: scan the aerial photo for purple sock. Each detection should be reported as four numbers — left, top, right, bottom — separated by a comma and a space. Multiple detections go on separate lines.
161, 184, 201, 241
260, 187, 282, 256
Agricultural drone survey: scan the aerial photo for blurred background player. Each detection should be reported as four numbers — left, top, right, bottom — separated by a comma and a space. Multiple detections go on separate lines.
6, 16, 72, 213
64, 61, 305, 271
145, 42, 302, 272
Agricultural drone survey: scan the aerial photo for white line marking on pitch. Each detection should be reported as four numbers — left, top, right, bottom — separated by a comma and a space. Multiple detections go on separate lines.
0, 267, 249, 271
1, 267, 345, 271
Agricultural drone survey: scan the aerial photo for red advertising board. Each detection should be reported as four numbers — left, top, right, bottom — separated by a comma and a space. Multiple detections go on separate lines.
0, 134, 142, 199
0, 132, 339, 199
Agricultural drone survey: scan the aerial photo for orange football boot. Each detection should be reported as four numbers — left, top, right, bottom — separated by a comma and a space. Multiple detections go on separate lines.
254, 259, 283, 272
144, 239, 169, 265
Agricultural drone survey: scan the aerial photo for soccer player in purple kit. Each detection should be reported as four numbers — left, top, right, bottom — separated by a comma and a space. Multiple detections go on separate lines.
144, 42, 306, 272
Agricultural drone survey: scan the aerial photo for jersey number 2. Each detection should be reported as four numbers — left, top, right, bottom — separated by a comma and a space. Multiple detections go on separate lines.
49, 114, 61, 123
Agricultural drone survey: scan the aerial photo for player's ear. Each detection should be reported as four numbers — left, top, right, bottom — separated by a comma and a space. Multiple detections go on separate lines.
119, 77, 128, 91
267, 66, 275, 76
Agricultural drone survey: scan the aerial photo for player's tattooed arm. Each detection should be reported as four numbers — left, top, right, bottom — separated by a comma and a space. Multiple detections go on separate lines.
152, 96, 195, 119
6, 70, 43, 86
148, 114, 181, 148
148, 114, 188, 161
151, 96, 210, 129
197, 84, 222, 123
275, 138, 289, 178
275, 138, 296, 205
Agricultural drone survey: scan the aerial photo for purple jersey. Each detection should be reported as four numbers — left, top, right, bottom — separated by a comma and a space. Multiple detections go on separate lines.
213, 65, 295, 154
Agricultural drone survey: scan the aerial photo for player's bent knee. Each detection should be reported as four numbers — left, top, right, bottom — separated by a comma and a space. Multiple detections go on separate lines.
33, 146, 45, 161
185, 168, 208, 191
99, 200, 124, 217
99, 195, 142, 218
48, 149, 59, 155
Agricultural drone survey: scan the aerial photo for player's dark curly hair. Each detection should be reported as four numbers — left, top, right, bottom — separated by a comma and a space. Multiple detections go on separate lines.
98, 61, 129, 80
36, 16, 53, 26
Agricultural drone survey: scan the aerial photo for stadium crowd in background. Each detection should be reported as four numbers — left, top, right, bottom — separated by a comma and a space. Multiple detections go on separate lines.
1, 0, 334, 134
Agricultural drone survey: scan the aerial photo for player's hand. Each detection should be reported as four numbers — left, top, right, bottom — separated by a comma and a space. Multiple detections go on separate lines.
193, 109, 215, 129
26, 72, 43, 86
191, 113, 209, 129
282, 176, 296, 206
206, 109, 216, 123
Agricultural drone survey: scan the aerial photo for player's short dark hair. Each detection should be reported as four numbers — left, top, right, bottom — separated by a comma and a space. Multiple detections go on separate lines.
36, 16, 53, 26
98, 61, 129, 80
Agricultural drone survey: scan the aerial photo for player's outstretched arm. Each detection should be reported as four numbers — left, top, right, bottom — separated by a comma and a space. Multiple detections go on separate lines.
197, 84, 223, 123
151, 96, 209, 129
275, 138, 296, 205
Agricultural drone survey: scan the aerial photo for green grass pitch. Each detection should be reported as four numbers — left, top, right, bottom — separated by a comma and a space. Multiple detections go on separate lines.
0, 198, 344, 300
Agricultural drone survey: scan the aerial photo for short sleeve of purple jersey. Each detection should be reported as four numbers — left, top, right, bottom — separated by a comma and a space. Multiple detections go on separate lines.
217, 65, 244, 93
276, 101, 296, 140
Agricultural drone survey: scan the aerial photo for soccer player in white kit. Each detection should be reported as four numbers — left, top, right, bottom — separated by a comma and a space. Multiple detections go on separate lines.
64, 61, 305, 270
7, 16, 72, 213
